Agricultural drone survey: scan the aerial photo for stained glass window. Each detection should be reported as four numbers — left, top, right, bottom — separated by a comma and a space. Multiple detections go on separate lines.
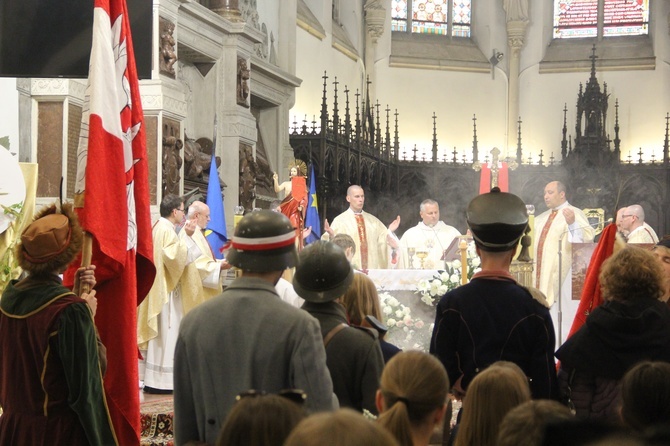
412, 0, 448, 35
392, 0, 471, 37
392, 0, 408, 32
603, 0, 649, 36
452, 0, 472, 37
554, 0, 649, 39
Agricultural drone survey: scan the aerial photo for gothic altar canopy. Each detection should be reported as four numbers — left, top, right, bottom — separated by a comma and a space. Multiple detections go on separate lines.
289, 46, 669, 241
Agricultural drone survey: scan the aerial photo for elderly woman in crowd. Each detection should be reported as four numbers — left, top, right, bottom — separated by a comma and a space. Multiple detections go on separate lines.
555, 246, 670, 422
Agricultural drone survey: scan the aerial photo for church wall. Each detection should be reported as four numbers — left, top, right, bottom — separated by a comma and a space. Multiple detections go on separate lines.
255, 0, 280, 51
374, 66, 507, 158
293, 26, 366, 125
337, 1, 365, 52
179, 62, 218, 141
291, 0, 670, 162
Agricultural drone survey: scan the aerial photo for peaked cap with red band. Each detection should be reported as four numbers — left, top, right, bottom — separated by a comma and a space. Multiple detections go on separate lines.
226, 210, 298, 272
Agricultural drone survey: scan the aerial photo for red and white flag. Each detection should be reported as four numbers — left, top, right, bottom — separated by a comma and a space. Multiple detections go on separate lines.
65, 0, 155, 443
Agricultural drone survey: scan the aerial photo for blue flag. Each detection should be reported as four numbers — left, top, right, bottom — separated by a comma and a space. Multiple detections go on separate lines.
304, 164, 321, 245
205, 150, 227, 259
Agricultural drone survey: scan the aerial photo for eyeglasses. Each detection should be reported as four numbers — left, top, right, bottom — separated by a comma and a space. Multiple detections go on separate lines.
175, 208, 185, 213
622, 214, 635, 219
236, 389, 307, 405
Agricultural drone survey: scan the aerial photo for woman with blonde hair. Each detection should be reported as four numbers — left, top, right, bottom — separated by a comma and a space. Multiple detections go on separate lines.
376, 351, 450, 446
453, 361, 531, 446
341, 272, 401, 362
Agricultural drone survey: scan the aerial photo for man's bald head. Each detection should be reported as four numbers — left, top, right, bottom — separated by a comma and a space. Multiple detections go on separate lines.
346, 185, 365, 213
622, 204, 645, 232
627, 204, 645, 221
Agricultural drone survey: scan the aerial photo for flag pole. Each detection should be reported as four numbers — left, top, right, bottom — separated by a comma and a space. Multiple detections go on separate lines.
80, 232, 93, 293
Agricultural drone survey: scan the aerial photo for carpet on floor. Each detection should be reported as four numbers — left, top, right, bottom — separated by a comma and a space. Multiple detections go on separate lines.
140, 396, 174, 446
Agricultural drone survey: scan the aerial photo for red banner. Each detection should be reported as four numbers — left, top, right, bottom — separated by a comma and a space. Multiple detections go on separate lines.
66, 0, 155, 443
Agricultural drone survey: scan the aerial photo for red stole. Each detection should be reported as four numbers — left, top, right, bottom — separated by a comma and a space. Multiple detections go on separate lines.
536, 210, 558, 287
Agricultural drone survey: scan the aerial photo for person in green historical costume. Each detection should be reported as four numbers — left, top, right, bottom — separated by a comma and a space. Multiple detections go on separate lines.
0, 202, 117, 445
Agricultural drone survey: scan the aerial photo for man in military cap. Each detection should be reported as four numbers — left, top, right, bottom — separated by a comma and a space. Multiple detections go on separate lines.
174, 211, 336, 445
294, 241, 385, 415
430, 188, 558, 400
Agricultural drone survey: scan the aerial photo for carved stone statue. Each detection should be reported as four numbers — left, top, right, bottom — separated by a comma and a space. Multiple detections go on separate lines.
237, 57, 250, 107
162, 136, 183, 196
255, 23, 269, 61
502, 0, 529, 22
239, 0, 261, 29
184, 135, 218, 181
159, 18, 177, 76
239, 144, 258, 210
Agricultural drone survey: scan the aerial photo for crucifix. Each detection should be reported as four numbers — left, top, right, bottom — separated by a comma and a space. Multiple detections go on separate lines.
472, 147, 501, 188
489, 147, 501, 188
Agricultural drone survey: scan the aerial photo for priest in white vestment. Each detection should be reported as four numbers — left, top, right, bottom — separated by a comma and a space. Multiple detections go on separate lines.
399, 199, 461, 269
534, 181, 594, 308
179, 201, 230, 308
622, 204, 659, 244
323, 185, 400, 270
138, 195, 196, 393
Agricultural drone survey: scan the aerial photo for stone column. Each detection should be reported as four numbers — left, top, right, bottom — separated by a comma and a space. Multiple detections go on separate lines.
217, 32, 259, 216
505, 20, 528, 152
19, 79, 87, 199
364, 0, 385, 103
209, 0, 242, 21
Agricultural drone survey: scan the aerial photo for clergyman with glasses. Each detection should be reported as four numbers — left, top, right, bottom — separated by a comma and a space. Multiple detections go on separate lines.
137, 194, 197, 394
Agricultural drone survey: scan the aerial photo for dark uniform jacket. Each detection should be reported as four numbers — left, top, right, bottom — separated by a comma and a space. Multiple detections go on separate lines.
430, 274, 559, 399
303, 301, 384, 414
556, 296, 670, 421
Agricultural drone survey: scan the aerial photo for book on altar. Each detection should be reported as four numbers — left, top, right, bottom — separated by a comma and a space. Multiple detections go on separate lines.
442, 235, 473, 262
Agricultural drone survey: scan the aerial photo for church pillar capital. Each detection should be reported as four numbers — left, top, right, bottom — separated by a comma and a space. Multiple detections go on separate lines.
506, 20, 529, 50
365, 0, 386, 44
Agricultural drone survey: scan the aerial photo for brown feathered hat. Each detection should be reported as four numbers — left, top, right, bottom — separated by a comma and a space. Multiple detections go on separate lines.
16, 202, 83, 275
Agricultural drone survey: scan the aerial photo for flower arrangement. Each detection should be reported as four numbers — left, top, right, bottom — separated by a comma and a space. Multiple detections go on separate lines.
378, 290, 431, 351
415, 248, 482, 307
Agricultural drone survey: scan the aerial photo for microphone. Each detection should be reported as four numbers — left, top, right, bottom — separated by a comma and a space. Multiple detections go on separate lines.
558, 217, 613, 238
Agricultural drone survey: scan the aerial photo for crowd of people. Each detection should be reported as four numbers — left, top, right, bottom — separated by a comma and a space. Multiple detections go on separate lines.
2, 178, 670, 446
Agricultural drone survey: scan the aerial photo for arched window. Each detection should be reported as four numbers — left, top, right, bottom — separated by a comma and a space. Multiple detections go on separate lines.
553, 0, 649, 39
391, 0, 471, 37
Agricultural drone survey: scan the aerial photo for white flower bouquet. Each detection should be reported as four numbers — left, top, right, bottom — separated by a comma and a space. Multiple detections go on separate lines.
415, 253, 482, 307
378, 291, 431, 351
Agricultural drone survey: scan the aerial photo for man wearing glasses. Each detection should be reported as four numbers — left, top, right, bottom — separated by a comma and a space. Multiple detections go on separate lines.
138, 194, 197, 394
179, 200, 230, 304
621, 204, 659, 244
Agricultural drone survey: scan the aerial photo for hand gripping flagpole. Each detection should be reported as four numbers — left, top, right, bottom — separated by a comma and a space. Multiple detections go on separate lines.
81, 233, 93, 294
